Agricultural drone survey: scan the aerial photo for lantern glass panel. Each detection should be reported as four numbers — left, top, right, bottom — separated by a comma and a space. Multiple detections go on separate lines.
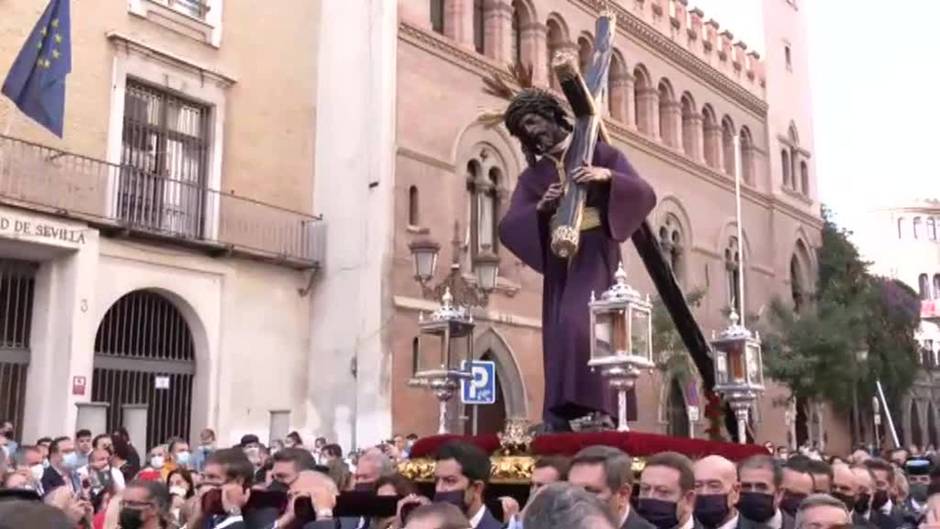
416, 331, 448, 374
715, 349, 729, 385
476, 261, 498, 292
446, 331, 472, 371
720, 340, 744, 383
746, 342, 762, 385
594, 308, 628, 358
630, 306, 651, 361
414, 250, 437, 281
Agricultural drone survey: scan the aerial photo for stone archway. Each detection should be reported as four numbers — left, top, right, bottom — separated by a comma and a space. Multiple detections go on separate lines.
472, 327, 528, 422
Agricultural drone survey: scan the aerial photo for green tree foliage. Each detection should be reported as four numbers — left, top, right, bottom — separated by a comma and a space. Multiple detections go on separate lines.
652, 288, 706, 383
762, 208, 921, 418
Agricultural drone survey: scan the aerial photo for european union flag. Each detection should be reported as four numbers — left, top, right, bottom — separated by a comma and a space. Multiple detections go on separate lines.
1, 0, 71, 137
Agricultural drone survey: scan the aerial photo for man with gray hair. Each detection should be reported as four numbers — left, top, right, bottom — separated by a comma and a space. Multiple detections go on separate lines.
524, 482, 619, 529
794, 493, 851, 529
354, 447, 394, 491
568, 445, 655, 529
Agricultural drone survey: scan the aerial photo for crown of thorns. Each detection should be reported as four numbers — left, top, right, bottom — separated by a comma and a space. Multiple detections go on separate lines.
479, 64, 571, 136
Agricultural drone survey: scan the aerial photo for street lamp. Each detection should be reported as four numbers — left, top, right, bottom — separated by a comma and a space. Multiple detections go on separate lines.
711, 310, 764, 444
852, 349, 869, 445
407, 225, 500, 307
408, 288, 474, 434
588, 263, 654, 432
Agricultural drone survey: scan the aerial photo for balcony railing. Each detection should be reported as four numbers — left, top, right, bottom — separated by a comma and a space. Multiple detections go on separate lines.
0, 134, 323, 269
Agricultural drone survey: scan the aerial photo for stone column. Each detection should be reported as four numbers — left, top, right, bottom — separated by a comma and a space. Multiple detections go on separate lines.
608, 75, 630, 122
637, 87, 660, 139
663, 101, 682, 148
684, 113, 704, 161
705, 124, 723, 169
445, 0, 473, 47
484, 0, 513, 63
624, 74, 636, 129
523, 22, 548, 84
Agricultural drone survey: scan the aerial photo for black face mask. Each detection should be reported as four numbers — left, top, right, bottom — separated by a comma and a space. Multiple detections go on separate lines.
911, 484, 929, 503
434, 490, 469, 514
119, 508, 145, 529
854, 493, 871, 514
737, 492, 776, 523
268, 480, 290, 493
354, 482, 374, 492
780, 493, 806, 517
832, 492, 856, 511
636, 498, 680, 529
872, 490, 889, 511
694, 494, 730, 528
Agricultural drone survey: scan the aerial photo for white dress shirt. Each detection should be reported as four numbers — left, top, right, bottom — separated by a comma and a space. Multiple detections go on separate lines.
716, 514, 740, 529
469, 505, 487, 529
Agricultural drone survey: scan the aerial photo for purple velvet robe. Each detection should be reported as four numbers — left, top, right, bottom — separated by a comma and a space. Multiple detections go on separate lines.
498, 142, 656, 423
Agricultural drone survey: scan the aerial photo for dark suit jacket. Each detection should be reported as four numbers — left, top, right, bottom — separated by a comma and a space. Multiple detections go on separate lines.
476, 508, 503, 529
853, 512, 880, 529
40, 466, 79, 496
738, 511, 795, 529
781, 511, 796, 529
870, 511, 900, 529
623, 509, 656, 529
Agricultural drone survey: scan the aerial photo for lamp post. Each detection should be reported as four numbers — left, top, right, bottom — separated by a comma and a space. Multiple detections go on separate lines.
711, 311, 764, 444
588, 263, 654, 432
408, 225, 500, 307
408, 288, 475, 434
872, 395, 882, 449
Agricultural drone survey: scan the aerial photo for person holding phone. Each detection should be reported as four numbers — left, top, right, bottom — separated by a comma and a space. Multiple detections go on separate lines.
186, 448, 254, 529
274, 469, 340, 529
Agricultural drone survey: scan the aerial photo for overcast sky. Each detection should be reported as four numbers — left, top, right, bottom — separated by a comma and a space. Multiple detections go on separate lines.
689, 0, 939, 230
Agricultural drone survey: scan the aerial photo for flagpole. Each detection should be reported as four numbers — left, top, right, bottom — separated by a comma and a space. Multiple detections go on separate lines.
733, 134, 745, 327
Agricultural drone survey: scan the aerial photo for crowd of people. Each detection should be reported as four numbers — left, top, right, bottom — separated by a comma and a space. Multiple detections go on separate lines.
3, 419, 940, 529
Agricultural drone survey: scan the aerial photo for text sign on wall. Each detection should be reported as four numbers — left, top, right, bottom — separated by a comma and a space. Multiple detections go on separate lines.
72, 376, 87, 396
0, 215, 86, 244
461, 360, 496, 405
154, 376, 170, 390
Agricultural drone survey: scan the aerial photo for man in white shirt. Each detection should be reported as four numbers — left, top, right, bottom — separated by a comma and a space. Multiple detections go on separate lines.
77, 448, 125, 494
569, 446, 654, 529
693, 456, 740, 529
636, 452, 698, 529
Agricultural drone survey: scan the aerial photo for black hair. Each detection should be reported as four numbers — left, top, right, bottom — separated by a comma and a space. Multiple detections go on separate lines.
503, 88, 572, 167
91, 434, 111, 451
75, 429, 91, 440
206, 448, 255, 486
434, 441, 490, 484
49, 436, 70, 455
35, 437, 52, 446
272, 448, 317, 472
166, 468, 196, 499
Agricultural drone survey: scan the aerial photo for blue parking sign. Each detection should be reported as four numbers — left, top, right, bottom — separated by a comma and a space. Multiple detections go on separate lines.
461, 360, 496, 405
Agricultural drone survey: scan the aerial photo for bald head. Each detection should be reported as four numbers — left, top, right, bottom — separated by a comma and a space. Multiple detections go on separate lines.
851, 467, 875, 496
293, 470, 339, 496
695, 456, 739, 494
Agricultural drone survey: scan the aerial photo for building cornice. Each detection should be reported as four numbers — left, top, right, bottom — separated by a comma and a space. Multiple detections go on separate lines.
568, 0, 768, 117
106, 31, 237, 87
393, 295, 542, 330
399, 22, 506, 81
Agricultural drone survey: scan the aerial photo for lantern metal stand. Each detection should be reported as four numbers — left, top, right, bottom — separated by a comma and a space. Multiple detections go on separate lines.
710, 311, 764, 444
588, 263, 654, 432
408, 222, 500, 307
408, 288, 475, 434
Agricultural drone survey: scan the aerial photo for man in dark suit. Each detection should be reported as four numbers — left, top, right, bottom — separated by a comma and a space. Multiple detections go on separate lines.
432, 441, 502, 529
737, 455, 796, 529
568, 446, 655, 529
636, 452, 699, 529
40, 436, 81, 497
862, 459, 901, 529
693, 455, 742, 529
847, 465, 880, 529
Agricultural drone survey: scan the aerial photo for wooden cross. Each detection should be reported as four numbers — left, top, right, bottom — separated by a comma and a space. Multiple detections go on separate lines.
550, 12, 717, 390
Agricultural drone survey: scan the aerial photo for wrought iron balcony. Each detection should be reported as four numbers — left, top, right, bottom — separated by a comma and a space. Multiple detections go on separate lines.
0, 134, 323, 269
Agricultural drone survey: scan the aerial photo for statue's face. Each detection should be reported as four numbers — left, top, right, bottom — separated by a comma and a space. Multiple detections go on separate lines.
517, 112, 564, 154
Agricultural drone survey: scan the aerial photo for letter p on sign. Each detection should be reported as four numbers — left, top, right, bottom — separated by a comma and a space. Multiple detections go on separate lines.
461, 360, 496, 405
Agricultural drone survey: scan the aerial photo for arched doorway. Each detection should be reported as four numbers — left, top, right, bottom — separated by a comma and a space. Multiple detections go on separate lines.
471, 351, 508, 435
666, 378, 689, 437
92, 290, 195, 450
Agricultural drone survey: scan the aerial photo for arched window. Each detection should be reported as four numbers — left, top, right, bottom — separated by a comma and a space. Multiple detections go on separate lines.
473, 0, 485, 55
800, 161, 809, 195
781, 150, 791, 188
467, 148, 503, 266
920, 274, 931, 300
408, 185, 420, 226
680, 93, 697, 159
928, 218, 937, 241
658, 215, 684, 282
791, 255, 804, 312
721, 116, 736, 176
634, 66, 652, 135
658, 79, 677, 147
725, 236, 741, 310
934, 274, 940, 299
740, 127, 754, 184
702, 105, 719, 168
607, 53, 627, 121
578, 36, 593, 75
546, 18, 567, 91
898, 217, 905, 239
430, 0, 445, 34
412, 337, 419, 375
914, 217, 923, 240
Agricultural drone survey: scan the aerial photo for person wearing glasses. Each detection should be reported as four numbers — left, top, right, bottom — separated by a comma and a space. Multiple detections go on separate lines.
118, 479, 173, 529
794, 494, 852, 529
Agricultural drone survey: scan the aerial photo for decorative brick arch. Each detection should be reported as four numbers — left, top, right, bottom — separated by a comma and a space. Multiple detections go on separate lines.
473, 326, 528, 419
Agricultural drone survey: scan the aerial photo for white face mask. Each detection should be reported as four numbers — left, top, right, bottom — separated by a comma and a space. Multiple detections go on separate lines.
30, 464, 44, 481
169, 485, 188, 497
150, 455, 165, 469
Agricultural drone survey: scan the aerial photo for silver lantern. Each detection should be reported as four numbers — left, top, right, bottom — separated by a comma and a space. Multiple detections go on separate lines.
710, 310, 764, 444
